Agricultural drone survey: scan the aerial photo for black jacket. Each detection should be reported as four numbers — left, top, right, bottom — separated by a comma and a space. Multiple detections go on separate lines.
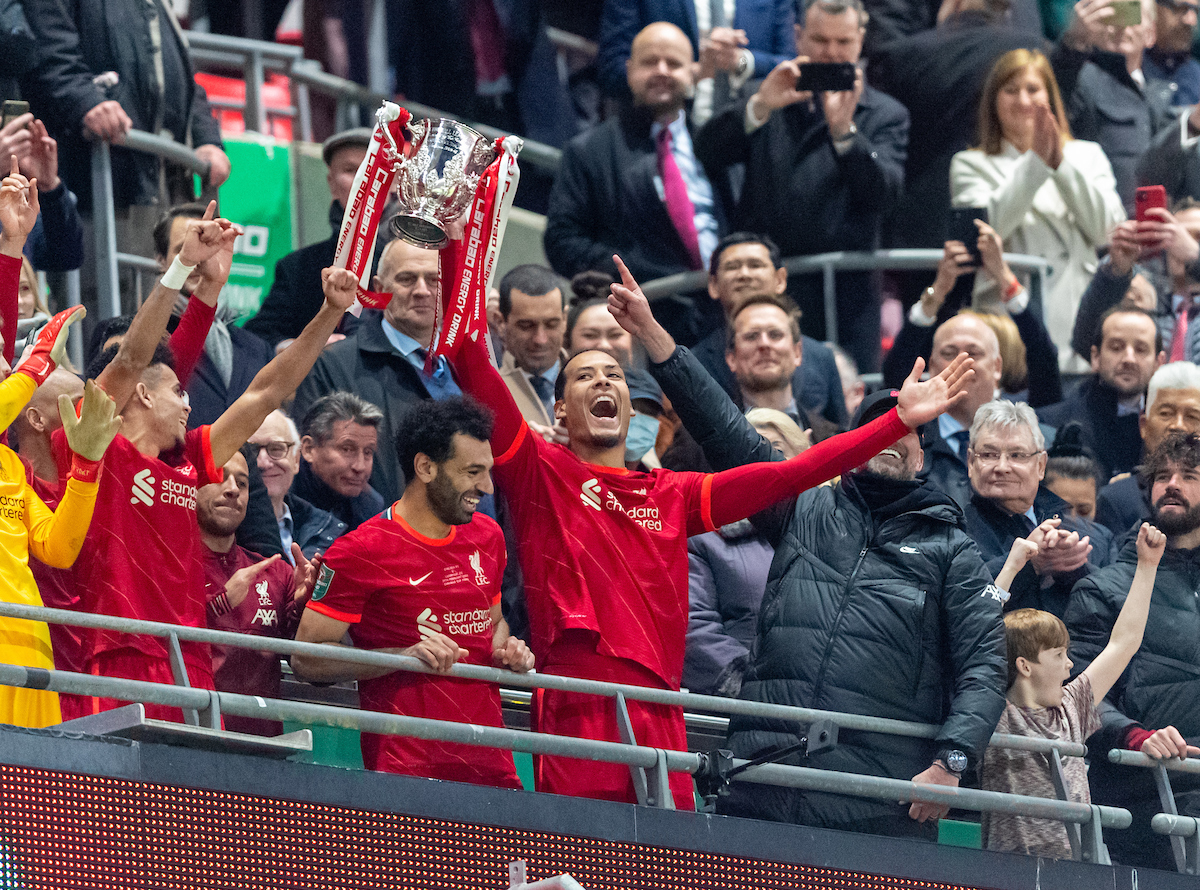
1036, 375, 1143, 482
1094, 473, 1149, 544
184, 325, 273, 429
962, 484, 1110, 617
285, 492, 347, 559
293, 310, 434, 504
916, 422, 972, 511
291, 461, 384, 532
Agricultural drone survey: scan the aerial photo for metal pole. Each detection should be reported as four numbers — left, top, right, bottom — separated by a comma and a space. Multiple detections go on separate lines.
245, 49, 266, 134
822, 259, 838, 344
64, 269, 83, 370
90, 142, 121, 319
367, 0, 389, 96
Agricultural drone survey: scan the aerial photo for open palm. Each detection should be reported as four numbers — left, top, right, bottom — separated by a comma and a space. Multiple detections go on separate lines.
896, 354, 974, 429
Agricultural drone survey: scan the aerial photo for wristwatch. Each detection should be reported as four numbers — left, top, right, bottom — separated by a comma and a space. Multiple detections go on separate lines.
936, 748, 968, 776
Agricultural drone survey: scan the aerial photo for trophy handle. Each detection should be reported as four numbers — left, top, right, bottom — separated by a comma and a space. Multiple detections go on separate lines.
399, 118, 427, 163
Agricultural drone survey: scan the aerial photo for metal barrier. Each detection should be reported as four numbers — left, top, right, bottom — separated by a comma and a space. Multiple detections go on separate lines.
640, 249, 1054, 346
0, 601, 1126, 861
1109, 748, 1200, 873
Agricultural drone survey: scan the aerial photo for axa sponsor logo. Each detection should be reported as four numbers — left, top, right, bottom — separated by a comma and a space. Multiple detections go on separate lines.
253, 608, 278, 627
417, 607, 443, 640
580, 478, 602, 511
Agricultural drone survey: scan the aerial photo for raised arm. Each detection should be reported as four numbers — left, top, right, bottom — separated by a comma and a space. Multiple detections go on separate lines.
207, 267, 357, 468
0, 155, 38, 365
446, 322, 529, 458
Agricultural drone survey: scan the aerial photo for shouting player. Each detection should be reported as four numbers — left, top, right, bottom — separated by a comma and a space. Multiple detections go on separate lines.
293, 397, 534, 787
447, 254, 975, 809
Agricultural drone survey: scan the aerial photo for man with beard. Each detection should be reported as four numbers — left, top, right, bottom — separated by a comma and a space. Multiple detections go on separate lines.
1066, 430, 1200, 870
1038, 304, 1165, 482
292, 397, 535, 787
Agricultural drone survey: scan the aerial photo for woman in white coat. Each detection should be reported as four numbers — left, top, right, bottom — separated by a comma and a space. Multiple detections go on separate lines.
951, 48, 1125, 372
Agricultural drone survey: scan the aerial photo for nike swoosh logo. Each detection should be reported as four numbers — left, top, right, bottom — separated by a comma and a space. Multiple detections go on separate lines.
408, 572, 433, 586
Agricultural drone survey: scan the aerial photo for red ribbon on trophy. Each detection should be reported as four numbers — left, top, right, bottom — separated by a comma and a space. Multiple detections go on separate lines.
428, 135, 522, 370
332, 102, 412, 313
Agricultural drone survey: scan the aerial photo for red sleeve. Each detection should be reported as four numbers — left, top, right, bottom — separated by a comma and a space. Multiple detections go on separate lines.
168, 297, 217, 387
704, 408, 910, 529
305, 538, 368, 624
1124, 725, 1153, 751
186, 425, 223, 485
1, 253, 21, 366
446, 328, 528, 458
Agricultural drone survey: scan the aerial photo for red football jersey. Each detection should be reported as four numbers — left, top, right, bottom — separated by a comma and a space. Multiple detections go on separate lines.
49, 427, 222, 679
308, 506, 519, 788
494, 429, 711, 690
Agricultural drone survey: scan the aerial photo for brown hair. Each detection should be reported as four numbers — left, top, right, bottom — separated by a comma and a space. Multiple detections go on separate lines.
966, 309, 1027, 393
1003, 608, 1070, 688
726, 293, 802, 351
976, 49, 1072, 155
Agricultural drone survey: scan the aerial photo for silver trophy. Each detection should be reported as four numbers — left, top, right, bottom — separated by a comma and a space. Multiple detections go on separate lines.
387, 118, 498, 249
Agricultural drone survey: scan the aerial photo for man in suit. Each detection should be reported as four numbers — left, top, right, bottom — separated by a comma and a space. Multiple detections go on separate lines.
695, 0, 909, 371
245, 128, 371, 349
496, 264, 568, 436
545, 21, 725, 346
1139, 103, 1200, 203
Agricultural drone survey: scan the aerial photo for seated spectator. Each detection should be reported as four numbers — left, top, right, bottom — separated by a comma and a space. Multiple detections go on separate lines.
248, 409, 347, 563
696, 0, 909, 372
545, 22, 723, 346
692, 232, 848, 427
963, 399, 1110, 617
245, 128, 372, 349
684, 409, 808, 697
294, 397, 535, 786
1066, 431, 1200, 870
1038, 303, 1164, 482
1043, 421, 1103, 521
1095, 360, 1200, 540
153, 202, 274, 427
294, 392, 385, 531
885, 222, 1062, 407
830, 344, 865, 418
495, 264, 567, 435
1053, 0, 1176, 211
981, 522, 1165, 858
1142, 0, 1200, 106
1138, 102, 1200, 200
198, 447, 312, 737
951, 48, 1125, 370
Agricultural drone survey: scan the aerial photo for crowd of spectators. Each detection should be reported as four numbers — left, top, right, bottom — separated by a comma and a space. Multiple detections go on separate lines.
3, 0, 1200, 874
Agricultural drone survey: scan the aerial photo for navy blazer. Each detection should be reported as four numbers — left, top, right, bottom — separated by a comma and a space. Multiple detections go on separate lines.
597, 0, 795, 98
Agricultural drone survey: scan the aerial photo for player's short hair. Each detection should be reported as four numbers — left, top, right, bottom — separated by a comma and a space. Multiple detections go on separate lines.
1003, 608, 1070, 688
708, 231, 782, 279
499, 265, 565, 317
300, 392, 384, 446
152, 202, 210, 260
398, 397, 494, 483
86, 340, 176, 384
1140, 431, 1200, 486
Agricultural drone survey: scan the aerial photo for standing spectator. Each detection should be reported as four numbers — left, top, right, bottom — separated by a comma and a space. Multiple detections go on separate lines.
1137, 102, 1200, 201
692, 232, 848, 427
245, 129, 372, 350
596, 0, 796, 122
293, 397, 535, 786
952, 48, 1126, 370
545, 22, 724, 346
495, 264, 567, 433
1066, 431, 1200, 870
295, 240, 461, 504
1143, 0, 1200, 106
294, 392, 385, 532
198, 449, 312, 737
1053, 0, 1176, 211
247, 409, 347, 563
696, 0, 909, 372
962, 399, 1108, 617
1037, 304, 1164, 482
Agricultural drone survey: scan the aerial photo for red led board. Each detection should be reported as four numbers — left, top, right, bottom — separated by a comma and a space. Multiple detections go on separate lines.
0, 764, 999, 890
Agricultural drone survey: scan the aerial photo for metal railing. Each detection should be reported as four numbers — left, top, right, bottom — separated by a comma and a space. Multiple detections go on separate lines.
1108, 748, 1200, 873
0, 601, 1128, 862
640, 249, 1054, 346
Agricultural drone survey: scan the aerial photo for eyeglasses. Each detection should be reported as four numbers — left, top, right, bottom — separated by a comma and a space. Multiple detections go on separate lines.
970, 449, 1044, 466
246, 440, 293, 461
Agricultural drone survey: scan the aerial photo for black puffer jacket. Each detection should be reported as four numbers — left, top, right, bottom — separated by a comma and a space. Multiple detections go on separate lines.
720, 476, 1007, 827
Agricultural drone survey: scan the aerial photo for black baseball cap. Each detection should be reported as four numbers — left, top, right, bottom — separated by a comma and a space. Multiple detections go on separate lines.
852, 388, 899, 429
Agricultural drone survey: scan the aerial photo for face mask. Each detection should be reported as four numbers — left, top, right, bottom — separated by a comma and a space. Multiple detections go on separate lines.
625, 412, 661, 463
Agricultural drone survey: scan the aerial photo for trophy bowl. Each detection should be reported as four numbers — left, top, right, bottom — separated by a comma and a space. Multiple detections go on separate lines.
390, 119, 498, 249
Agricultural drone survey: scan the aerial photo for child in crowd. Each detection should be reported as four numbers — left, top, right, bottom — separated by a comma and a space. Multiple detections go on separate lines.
981, 521, 1165, 858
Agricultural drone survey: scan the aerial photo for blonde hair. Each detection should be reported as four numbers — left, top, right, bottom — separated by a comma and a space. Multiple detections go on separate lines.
966, 309, 1027, 394
19, 257, 49, 319
976, 49, 1072, 155
1003, 608, 1069, 688
746, 408, 810, 459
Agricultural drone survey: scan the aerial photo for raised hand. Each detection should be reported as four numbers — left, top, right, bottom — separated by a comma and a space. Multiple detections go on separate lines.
821, 67, 864, 141
22, 120, 60, 191
698, 27, 748, 78
291, 543, 316, 607
752, 57, 810, 116
607, 254, 675, 362
927, 240, 974, 313
1108, 219, 1141, 275
176, 201, 231, 268
222, 555, 283, 610
0, 155, 39, 252
1139, 207, 1200, 267
895, 353, 975, 429
1031, 104, 1063, 170
0, 113, 33, 169
195, 217, 242, 289
60, 379, 122, 463
1031, 528, 1091, 576
15, 305, 85, 386
974, 219, 1013, 288
1136, 522, 1166, 566
321, 266, 360, 314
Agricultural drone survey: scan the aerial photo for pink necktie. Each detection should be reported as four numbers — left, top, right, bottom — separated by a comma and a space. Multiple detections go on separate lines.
1171, 302, 1190, 362
656, 127, 703, 270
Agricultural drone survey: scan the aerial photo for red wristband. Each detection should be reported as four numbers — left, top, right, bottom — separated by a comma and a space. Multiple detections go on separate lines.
1124, 726, 1154, 751
1003, 276, 1023, 301
69, 455, 103, 484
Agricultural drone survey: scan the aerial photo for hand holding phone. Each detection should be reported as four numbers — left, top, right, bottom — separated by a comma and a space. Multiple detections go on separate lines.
948, 207, 989, 266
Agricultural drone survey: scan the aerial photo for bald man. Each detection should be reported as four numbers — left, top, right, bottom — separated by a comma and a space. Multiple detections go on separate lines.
13, 369, 84, 483
919, 313, 1005, 509
544, 21, 726, 347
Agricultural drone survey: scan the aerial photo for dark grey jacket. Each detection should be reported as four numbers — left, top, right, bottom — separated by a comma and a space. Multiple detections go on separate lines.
286, 493, 348, 560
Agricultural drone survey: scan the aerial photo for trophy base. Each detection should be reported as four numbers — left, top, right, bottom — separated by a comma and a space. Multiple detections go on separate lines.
391, 214, 449, 249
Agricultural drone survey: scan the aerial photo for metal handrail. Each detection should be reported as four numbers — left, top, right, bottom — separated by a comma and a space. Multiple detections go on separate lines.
639, 249, 1054, 345
1109, 749, 1200, 774
0, 601, 1083, 758
0, 661, 1128, 834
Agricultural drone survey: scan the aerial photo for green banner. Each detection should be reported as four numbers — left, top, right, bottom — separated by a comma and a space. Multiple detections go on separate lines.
216, 137, 293, 321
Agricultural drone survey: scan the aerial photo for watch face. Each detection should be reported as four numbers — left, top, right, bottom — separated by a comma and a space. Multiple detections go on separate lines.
947, 750, 968, 773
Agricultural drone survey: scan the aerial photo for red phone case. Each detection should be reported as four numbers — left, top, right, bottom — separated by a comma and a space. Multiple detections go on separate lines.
1135, 185, 1167, 223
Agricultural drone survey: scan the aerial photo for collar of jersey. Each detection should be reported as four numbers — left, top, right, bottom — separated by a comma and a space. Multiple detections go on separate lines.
387, 505, 457, 546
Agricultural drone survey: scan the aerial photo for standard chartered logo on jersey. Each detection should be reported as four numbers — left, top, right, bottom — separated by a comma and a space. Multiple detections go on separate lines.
129, 469, 197, 509
579, 478, 662, 530
417, 606, 491, 638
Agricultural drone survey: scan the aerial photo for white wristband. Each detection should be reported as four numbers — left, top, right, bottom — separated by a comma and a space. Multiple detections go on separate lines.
161, 255, 197, 290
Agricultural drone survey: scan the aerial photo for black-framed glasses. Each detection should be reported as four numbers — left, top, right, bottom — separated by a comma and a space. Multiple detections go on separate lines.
246, 440, 293, 461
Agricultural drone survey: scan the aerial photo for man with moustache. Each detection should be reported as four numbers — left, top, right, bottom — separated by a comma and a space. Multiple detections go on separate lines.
1066, 431, 1200, 869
